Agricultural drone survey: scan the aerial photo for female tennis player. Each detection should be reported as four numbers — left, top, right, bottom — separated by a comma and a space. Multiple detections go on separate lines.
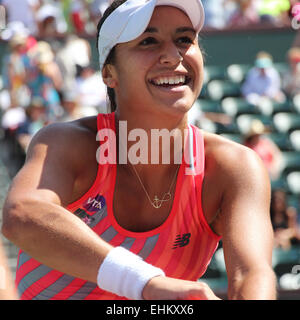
2, 0, 276, 300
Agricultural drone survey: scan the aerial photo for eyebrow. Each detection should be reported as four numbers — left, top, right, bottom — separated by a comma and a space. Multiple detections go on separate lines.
175, 27, 196, 35
144, 26, 196, 35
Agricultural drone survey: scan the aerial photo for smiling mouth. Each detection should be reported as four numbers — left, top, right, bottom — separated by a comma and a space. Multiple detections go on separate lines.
149, 75, 191, 87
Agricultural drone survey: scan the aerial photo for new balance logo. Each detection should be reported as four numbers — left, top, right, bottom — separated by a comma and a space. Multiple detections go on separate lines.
172, 233, 191, 249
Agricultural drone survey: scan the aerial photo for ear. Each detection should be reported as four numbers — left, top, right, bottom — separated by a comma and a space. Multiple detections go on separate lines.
102, 64, 118, 88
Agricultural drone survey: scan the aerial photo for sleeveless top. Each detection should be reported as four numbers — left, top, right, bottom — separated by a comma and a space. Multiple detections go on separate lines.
15, 112, 222, 300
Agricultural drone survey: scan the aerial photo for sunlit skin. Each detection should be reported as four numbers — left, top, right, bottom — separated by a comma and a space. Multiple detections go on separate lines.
2, 5, 276, 300
103, 6, 204, 129
102, 6, 204, 182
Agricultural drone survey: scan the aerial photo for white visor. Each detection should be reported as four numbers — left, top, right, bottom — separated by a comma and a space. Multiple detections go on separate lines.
98, 0, 205, 71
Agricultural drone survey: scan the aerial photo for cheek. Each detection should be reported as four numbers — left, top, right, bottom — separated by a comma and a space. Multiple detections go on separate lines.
117, 54, 153, 86
186, 48, 204, 87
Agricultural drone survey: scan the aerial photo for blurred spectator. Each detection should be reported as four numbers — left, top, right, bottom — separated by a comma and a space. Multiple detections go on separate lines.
243, 119, 283, 181
58, 90, 97, 123
282, 47, 300, 98
241, 51, 286, 105
270, 189, 300, 250
26, 41, 63, 121
202, 0, 294, 29
28, 41, 63, 91
88, 0, 110, 27
1, 0, 40, 36
0, 22, 37, 52
69, 0, 98, 35
259, 0, 291, 26
229, 0, 261, 26
202, 0, 237, 29
290, 1, 300, 30
1, 106, 26, 134
1, 33, 31, 108
188, 100, 232, 132
56, 35, 92, 93
36, 0, 68, 37
75, 65, 107, 113
16, 97, 47, 152
70, 0, 87, 34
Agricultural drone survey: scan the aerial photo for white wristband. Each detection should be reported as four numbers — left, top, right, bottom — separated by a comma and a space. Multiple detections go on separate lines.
97, 246, 165, 300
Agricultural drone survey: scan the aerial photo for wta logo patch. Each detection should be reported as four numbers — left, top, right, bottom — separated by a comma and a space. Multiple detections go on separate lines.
74, 208, 94, 226
83, 194, 106, 212
172, 233, 191, 249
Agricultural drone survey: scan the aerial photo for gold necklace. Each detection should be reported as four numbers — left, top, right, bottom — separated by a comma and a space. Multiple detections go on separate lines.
130, 164, 180, 209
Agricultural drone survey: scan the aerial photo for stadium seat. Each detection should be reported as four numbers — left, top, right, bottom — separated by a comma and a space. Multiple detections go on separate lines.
207, 80, 241, 101
220, 133, 243, 144
271, 176, 288, 191
221, 97, 258, 117
273, 112, 300, 133
199, 83, 208, 98
287, 171, 300, 195
197, 99, 222, 113
215, 121, 240, 135
290, 130, 300, 151
272, 246, 300, 278
214, 248, 226, 275
236, 114, 274, 135
281, 152, 300, 175
272, 246, 300, 267
293, 94, 300, 114
257, 100, 294, 117
203, 65, 227, 83
226, 64, 251, 83
273, 62, 289, 76
265, 132, 293, 151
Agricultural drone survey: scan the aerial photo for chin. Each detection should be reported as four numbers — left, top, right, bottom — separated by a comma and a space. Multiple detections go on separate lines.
160, 99, 194, 116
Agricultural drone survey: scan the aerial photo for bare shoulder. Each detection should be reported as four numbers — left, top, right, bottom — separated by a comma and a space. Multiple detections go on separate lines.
203, 131, 268, 180
9, 116, 99, 206
29, 116, 97, 148
27, 116, 98, 165
202, 131, 271, 237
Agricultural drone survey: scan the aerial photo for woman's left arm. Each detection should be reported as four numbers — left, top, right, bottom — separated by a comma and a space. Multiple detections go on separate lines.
217, 146, 277, 300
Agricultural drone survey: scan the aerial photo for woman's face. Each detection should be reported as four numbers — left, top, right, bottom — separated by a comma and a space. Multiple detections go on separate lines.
104, 6, 204, 117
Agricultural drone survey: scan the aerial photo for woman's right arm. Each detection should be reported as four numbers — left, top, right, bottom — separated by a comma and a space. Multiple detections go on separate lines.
1, 122, 112, 284
1, 121, 218, 300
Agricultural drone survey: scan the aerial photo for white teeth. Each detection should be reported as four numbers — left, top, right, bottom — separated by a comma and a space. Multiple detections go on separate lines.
153, 76, 186, 86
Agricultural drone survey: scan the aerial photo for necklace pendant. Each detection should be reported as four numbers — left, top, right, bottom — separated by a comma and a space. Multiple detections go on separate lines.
152, 192, 172, 209
152, 196, 162, 209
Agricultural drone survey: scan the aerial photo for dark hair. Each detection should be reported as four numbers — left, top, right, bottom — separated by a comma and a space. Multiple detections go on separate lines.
97, 0, 128, 112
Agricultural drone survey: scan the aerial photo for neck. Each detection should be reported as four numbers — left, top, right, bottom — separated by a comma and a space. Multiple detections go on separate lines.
114, 108, 189, 187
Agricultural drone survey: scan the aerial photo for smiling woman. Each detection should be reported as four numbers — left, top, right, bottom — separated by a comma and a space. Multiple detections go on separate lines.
2, 0, 276, 301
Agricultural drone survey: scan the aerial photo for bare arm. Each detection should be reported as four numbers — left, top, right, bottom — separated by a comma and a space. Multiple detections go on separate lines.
2, 121, 221, 300
217, 146, 276, 299
1, 122, 112, 284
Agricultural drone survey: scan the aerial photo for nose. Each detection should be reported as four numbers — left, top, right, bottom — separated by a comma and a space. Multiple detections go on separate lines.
159, 41, 183, 66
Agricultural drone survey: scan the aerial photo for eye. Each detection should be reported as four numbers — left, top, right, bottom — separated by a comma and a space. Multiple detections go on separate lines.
177, 36, 194, 45
139, 37, 158, 46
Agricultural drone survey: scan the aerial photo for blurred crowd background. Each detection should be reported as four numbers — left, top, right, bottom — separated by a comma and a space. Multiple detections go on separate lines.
0, 0, 300, 299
